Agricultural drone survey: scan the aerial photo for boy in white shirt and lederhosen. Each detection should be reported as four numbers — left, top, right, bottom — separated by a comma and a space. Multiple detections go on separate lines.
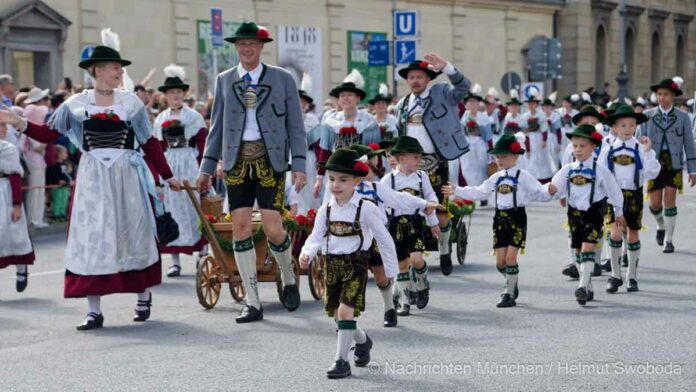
300, 148, 398, 379
546, 124, 625, 306
638, 77, 696, 254
443, 135, 553, 308
348, 143, 441, 327
380, 136, 441, 316
598, 106, 660, 293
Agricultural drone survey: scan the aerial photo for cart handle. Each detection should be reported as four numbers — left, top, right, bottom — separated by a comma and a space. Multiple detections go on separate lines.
182, 180, 230, 274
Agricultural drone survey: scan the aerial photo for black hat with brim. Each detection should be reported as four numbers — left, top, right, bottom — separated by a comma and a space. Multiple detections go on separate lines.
487, 134, 525, 155
605, 105, 648, 126
526, 96, 541, 103
506, 97, 522, 106
390, 135, 424, 155
298, 90, 313, 104
650, 78, 683, 96
398, 60, 441, 80
368, 94, 392, 105
541, 99, 555, 106
572, 105, 603, 124
224, 22, 273, 43
158, 77, 189, 92
379, 139, 396, 150
463, 92, 483, 102
330, 83, 366, 100
319, 148, 369, 176
78, 46, 131, 69
565, 124, 603, 146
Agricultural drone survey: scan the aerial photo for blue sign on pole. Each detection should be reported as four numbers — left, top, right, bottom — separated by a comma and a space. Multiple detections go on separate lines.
368, 41, 390, 66
211, 8, 223, 48
394, 40, 416, 65
80, 45, 95, 62
394, 11, 418, 37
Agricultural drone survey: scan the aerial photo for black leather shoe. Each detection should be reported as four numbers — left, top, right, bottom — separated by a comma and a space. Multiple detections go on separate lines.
16, 270, 28, 293
408, 289, 417, 305
416, 289, 429, 309
353, 335, 373, 367
592, 263, 602, 276
396, 303, 410, 316
601, 259, 612, 272
133, 292, 152, 322
621, 254, 628, 267
663, 241, 674, 254
76, 312, 104, 331
562, 263, 579, 279
606, 277, 623, 294
440, 254, 453, 276
327, 359, 351, 379
627, 279, 639, 292
383, 309, 397, 327
496, 293, 516, 308
656, 229, 665, 246
166, 265, 181, 277
575, 287, 588, 305
587, 290, 595, 301
281, 284, 301, 312
236, 305, 263, 323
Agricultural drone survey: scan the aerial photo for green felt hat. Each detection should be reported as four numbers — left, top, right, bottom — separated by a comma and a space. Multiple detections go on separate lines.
487, 134, 525, 155
390, 135, 424, 155
225, 22, 273, 43
572, 105, 603, 125
650, 78, 683, 96
565, 123, 603, 146
78, 45, 131, 69
605, 105, 648, 126
398, 60, 441, 80
320, 148, 369, 176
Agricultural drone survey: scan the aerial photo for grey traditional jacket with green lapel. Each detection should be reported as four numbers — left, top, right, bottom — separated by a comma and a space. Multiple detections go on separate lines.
638, 107, 696, 172
394, 67, 471, 160
200, 64, 306, 175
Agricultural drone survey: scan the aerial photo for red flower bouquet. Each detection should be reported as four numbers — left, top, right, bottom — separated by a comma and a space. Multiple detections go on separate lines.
161, 119, 182, 129
90, 112, 121, 122
339, 127, 358, 135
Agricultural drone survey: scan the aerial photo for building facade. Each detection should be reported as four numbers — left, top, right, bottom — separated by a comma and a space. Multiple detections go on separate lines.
0, 0, 694, 102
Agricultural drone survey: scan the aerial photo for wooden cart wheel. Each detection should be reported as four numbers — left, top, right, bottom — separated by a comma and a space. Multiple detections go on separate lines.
307, 256, 326, 300
229, 280, 246, 302
456, 217, 469, 265
196, 255, 222, 309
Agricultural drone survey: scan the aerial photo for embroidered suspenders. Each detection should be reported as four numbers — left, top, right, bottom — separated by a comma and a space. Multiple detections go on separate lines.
389, 171, 423, 218
567, 160, 597, 204
325, 199, 365, 253
607, 144, 643, 189
495, 170, 521, 210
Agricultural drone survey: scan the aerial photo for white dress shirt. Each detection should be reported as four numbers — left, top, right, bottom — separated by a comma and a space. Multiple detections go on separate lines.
300, 190, 398, 277
549, 156, 625, 217
453, 165, 552, 209
379, 169, 439, 226
355, 180, 429, 224
237, 63, 264, 141
597, 136, 661, 190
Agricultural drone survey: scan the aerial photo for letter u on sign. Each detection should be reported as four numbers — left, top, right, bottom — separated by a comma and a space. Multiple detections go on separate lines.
394, 11, 417, 37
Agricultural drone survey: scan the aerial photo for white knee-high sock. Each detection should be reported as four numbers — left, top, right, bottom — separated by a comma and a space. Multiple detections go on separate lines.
378, 280, 395, 312
627, 241, 641, 280
396, 272, 410, 306
609, 239, 623, 279
650, 206, 665, 230
354, 323, 367, 344
87, 295, 101, 315
505, 265, 519, 296
664, 207, 677, 242
413, 262, 429, 291
579, 252, 595, 288
438, 223, 451, 255
16, 264, 27, 281
335, 320, 356, 361
234, 238, 260, 309
171, 253, 181, 267
136, 289, 151, 311
269, 234, 296, 286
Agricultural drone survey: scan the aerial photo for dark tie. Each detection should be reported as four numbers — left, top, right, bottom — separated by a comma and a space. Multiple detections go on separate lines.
415, 96, 423, 108
662, 112, 669, 125
243, 72, 252, 85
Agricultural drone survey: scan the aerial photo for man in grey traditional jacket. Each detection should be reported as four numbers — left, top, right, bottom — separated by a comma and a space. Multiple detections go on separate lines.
197, 22, 307, 323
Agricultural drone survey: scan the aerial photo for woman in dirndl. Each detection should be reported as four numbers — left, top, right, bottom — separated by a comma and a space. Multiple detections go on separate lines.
153, 64, 208, 278
0, 33, 181, 331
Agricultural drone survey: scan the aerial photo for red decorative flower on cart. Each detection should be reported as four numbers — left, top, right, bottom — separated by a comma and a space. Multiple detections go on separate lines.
454, 199, 464, 207
463, 200, 474, 205
339, 127, 358, 135
206, 214, 218, 223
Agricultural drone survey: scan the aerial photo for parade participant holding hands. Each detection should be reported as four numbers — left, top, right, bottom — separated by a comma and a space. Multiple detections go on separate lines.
0, 28, 181, 329
546, 125, 625, 306
153, 64, 208, 277
599, 106, 660, 293
443, 135, 553, 308
299, 149, 397, 379
638, 76, 696, 253
196, 22, 307, 323
394, 54, 472, 276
